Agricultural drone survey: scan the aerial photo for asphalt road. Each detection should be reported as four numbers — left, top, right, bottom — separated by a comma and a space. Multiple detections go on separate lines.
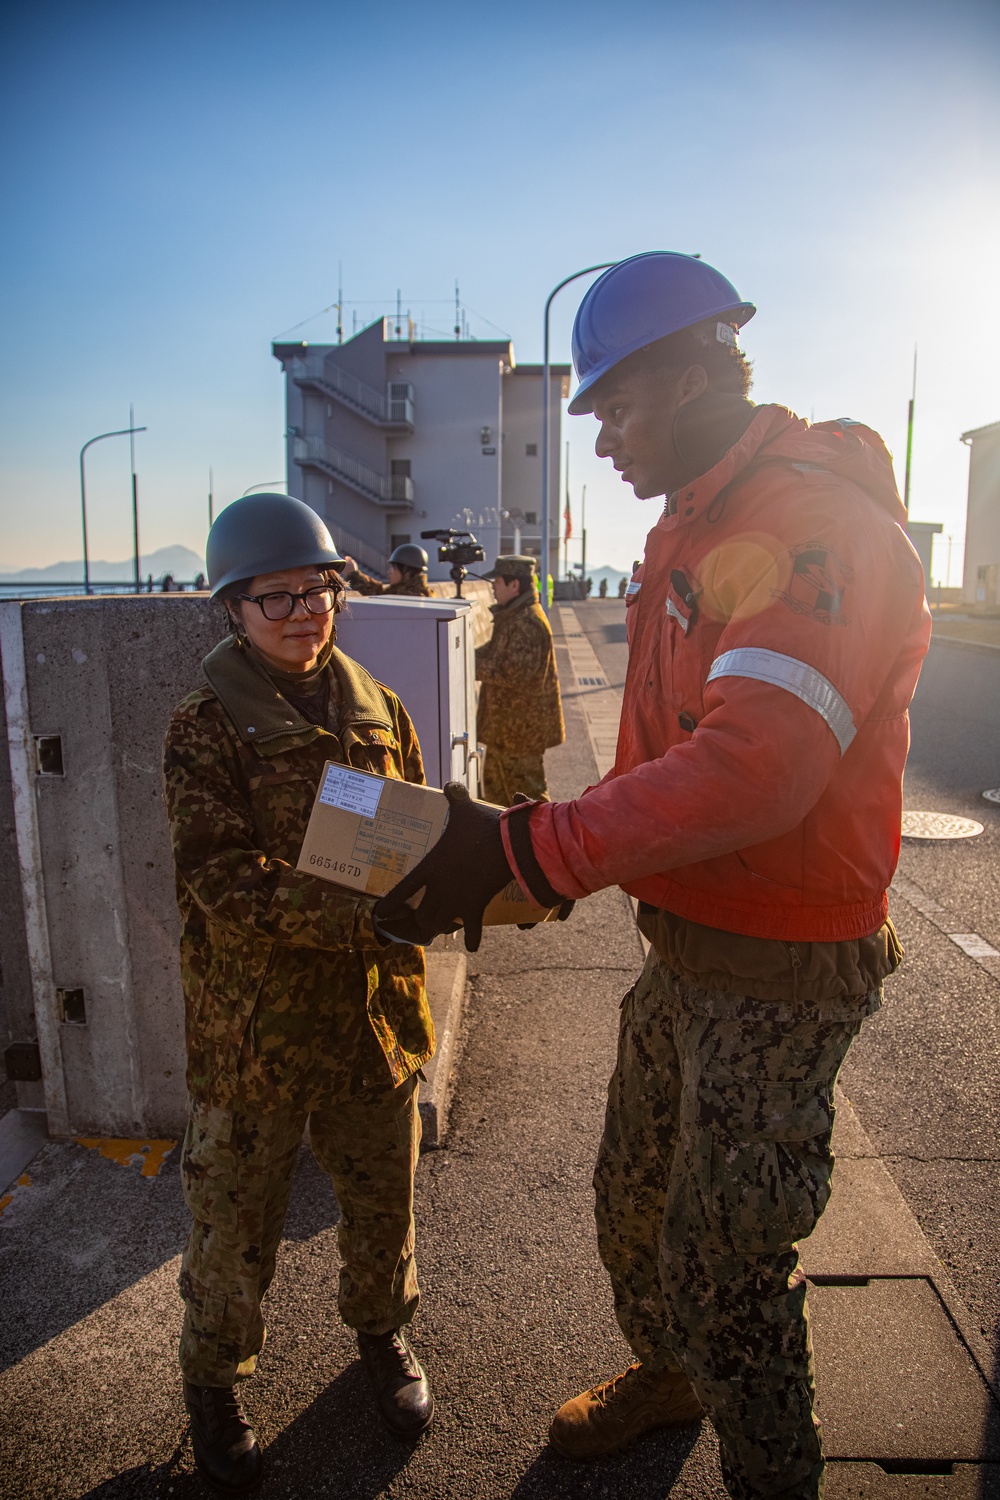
575, 600, 1000, 1391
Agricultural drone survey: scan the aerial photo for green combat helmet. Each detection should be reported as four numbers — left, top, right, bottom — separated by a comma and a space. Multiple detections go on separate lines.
388, 543, 429, 571
206, 493, 344, 599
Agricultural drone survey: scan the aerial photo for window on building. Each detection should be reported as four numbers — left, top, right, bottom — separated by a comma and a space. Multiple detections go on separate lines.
525, 511, 537, 525
525, 443, 537, 456
390, 534, 411, 548
390, 459, 412, 478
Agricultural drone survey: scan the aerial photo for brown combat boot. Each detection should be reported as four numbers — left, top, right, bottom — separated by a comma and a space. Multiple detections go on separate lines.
549, 1362, 705, 1460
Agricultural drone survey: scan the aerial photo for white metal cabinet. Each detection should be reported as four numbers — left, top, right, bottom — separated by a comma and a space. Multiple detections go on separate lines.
333, 595, 479, 792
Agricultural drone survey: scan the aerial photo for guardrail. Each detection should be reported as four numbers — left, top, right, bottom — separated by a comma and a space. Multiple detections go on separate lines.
0, 579, 205, 599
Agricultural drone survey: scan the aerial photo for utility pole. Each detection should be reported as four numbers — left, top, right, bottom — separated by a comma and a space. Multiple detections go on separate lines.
903, 346, 917, 515
581, 483, 587, 598
208, 466, 214, 528
563, 440, 570, 582
129, 403, 140, 591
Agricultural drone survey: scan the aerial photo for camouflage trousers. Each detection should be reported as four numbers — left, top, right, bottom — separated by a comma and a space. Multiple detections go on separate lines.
595, 947, 880, 1500
481, 747, 548, 805
178, 1075, 421, 1386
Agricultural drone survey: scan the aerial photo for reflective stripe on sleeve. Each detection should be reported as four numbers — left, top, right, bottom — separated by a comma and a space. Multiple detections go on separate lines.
706, 647, 857, 753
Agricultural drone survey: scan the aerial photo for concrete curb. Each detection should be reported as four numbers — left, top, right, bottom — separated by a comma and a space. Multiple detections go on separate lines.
419, 948, 467, 1148
0, 1108, 48, 1196
930, 632, 1000, 657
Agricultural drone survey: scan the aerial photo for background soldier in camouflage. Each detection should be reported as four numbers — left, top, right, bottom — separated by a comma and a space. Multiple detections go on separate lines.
475, 555, 564, 804
163, 494, 435, 1493
341, 542, 431, 597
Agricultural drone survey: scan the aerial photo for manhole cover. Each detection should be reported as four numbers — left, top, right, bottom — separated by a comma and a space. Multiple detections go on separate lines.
983, 788, 1000, 805
902, 811, 984, 840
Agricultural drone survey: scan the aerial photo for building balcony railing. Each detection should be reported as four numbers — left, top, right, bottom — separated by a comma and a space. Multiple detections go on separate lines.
293, 361, 414, 431
294, 436, 414, 508
327, 522, 387, 579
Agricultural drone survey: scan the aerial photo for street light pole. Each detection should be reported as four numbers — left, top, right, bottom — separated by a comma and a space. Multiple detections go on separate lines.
79, 424, 147, 595
129, 404, 140, 591
541, 261, 614, 615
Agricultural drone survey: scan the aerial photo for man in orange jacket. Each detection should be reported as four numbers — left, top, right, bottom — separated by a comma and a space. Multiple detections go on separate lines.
376, 253, 931, 1499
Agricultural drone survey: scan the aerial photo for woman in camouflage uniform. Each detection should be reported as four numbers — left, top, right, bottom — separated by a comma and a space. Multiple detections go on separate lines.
162, 494, 435, 1494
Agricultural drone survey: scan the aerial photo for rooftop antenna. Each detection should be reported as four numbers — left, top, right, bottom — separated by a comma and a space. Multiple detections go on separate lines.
129, 402, 140, 591
336, 262, 343, 344
454, 280, 461, 340
395, 288, 402, 339
903, 345, 918, 515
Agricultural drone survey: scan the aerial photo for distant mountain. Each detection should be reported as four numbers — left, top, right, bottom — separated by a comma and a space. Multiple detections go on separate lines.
0, 545, 206, 582
584, 564, 630, 592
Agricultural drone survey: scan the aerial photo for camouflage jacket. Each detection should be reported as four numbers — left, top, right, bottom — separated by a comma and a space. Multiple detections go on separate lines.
475, 588, 565, 755
162, 637, 434, 1112
350, 569, 431, 598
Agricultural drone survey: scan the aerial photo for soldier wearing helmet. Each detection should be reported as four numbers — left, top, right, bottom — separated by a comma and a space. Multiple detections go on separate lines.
162, 493, 435, 1493
475, 554, 564, 804
341, 542, 431, 597
374, 254, 931, 1499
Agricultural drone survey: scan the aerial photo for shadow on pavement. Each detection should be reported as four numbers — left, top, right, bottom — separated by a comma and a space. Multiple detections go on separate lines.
75, 1365, 419, 1500
510, 1425, 700, 1499
0, 1137, 341, 1378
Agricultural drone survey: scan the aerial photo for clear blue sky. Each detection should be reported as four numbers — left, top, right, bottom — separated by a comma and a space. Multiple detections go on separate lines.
2, 0, 998, 582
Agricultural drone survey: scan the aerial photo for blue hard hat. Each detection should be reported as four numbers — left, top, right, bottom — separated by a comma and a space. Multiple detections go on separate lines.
568, 252, 755, 415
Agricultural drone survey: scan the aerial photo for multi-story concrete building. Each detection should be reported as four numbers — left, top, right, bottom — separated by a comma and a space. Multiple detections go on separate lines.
960, 419, 1000, 606
273, 318, 569, 581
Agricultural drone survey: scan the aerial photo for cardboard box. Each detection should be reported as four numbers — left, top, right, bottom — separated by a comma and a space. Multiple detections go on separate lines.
297, 763, 559, 926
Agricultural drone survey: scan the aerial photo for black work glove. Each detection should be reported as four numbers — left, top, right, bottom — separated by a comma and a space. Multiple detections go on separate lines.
373, 782, 513, 953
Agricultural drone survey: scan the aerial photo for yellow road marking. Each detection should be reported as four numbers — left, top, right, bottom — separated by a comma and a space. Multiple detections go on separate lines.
74, 1138, 177, 1177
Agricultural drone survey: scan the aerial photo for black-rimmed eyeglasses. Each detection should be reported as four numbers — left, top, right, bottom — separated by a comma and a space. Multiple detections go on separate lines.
238, 586, 335, 621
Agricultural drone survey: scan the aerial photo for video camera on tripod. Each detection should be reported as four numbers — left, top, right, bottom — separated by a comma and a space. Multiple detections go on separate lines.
420, 528, 485, 597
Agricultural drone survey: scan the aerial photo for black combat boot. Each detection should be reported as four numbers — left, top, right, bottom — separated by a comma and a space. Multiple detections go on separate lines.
183, 1379, 263, 1493
357, 1327, 434, 1437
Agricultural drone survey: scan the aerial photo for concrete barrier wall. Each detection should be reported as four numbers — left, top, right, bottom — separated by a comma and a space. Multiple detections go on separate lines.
0, 590, 484, 1139
0, 596, 222, 1137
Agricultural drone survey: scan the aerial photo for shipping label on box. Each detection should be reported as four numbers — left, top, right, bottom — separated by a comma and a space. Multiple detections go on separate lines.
297, 763, 558, 926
